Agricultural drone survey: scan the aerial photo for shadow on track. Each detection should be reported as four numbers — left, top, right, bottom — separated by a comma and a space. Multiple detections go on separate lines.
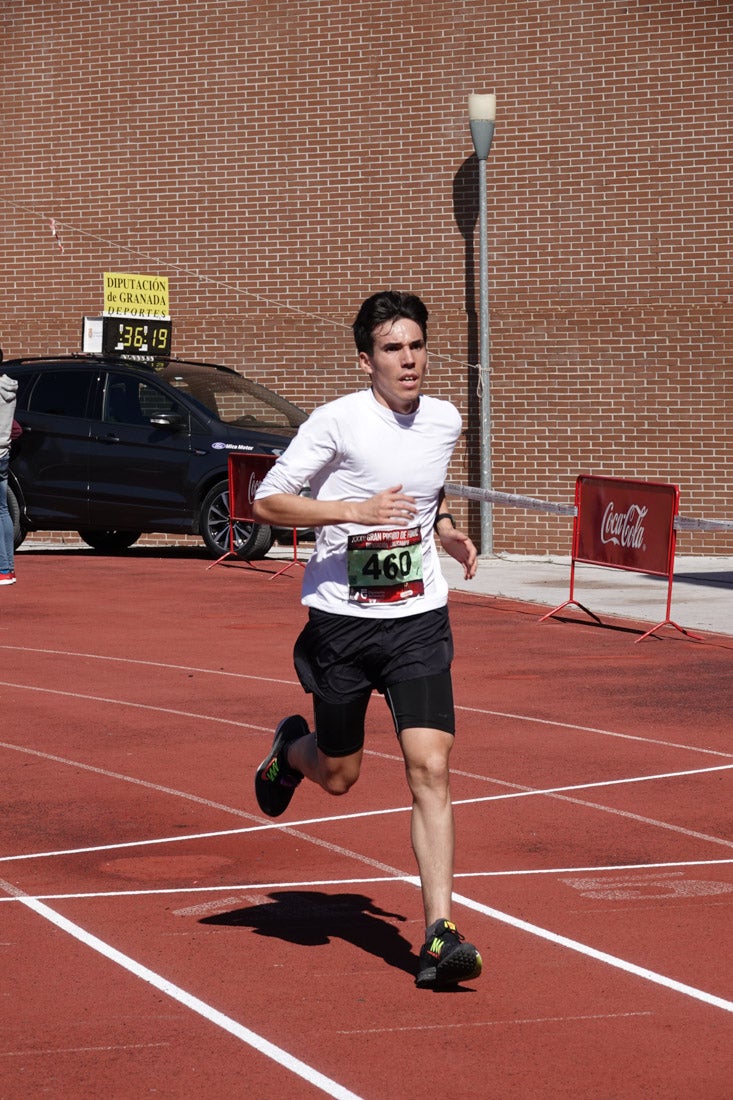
201, 890, 417, 976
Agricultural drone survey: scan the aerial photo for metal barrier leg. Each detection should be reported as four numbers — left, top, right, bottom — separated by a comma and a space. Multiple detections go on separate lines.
269, 528, 307, 580
537, 557, 604, 626
634, 575, 706, 642
539, 600, 604, 626
635, 619, 707, 643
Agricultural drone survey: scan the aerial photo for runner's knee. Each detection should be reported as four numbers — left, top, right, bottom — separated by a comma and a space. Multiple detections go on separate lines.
318, 753, 361, 796
400, 728, 453, 794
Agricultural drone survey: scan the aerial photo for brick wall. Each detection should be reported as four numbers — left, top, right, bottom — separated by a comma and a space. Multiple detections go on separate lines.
2, 0, 731, 554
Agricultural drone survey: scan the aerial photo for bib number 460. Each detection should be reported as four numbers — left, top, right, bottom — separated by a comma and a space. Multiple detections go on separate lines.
362, 550, 412, 581
346, 526, 424, 603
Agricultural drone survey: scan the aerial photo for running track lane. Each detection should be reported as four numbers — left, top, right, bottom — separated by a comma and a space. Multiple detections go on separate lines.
0, 549, 731, 1098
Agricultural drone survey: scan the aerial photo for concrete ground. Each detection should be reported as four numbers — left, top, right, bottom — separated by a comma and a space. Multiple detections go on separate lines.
439, 553, 733, 638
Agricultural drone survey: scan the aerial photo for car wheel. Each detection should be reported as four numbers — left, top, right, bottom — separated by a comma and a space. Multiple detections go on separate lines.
78, 528, 142, 553
200, 479, 274, 560
8, 485, 26, 550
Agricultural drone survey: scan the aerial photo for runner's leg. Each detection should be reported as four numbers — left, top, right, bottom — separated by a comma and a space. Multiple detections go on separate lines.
398, 725, 455, 926
287, 736, 364, 795
287, 691, 370, 795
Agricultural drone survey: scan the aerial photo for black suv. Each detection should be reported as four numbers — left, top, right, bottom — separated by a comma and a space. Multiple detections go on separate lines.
4, 354, 307, 559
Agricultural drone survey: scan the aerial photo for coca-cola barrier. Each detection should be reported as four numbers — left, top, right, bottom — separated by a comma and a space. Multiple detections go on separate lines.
575, 475, 677, 576
541, 475, 702, 642
208, 453, 304, 577
228, 452, 276, 527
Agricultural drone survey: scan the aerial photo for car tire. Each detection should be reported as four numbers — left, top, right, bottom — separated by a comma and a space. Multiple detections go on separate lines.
78, 528, 142, 553
8, 485, 26, 550
200, 479, 274, 560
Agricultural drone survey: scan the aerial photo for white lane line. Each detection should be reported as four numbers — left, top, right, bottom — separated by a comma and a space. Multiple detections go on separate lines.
1, 743, 730, 862
1, 859, 731, 904
4, 871, 731, 1019
456, 703, 733, 760
450, 764, 733, 805
451, 889, 733, 1014
456, 858, 733, 879
1, 743, 730, 864
0, 682, 270, 732
2, 645, 730, 760
0, 645, 299, 686
0, 878, 364, 1100
444, 759, 733, 850
0, 739, 265, 828
4, 648, 731, 1025
336, 1010, 654, 1035
0, 1043, 171, 1058
0, 877, 403, 903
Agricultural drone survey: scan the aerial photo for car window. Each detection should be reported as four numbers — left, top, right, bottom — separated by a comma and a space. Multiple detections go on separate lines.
105, 374, 182, 425
152, 362, 306, 429
9, 372, 35, 410
27, 370, 95, 417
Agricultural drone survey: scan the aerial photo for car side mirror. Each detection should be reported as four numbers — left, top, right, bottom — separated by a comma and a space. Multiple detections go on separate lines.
150, 412, 184, 430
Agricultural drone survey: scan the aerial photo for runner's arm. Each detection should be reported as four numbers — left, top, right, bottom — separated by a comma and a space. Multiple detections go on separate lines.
433, 489, 478, 580
252, 485, 419, 529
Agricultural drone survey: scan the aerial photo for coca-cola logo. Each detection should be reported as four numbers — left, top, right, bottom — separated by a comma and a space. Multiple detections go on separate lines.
600, 501, 648, 549
248, 472, 263, 502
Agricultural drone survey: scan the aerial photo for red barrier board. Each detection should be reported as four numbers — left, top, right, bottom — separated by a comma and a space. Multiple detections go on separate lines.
208, 452, 305, 579
540, 474, 702, 641
574, 475, 678, 577
228, 452, 276, 522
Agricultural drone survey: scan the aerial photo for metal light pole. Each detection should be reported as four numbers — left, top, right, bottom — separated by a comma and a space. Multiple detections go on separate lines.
468, 92, 496, 556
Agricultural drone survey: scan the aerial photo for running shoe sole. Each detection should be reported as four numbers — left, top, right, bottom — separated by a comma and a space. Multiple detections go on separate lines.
416, 945, 483, 988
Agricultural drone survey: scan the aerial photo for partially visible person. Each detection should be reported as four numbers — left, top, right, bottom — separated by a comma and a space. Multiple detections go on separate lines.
0, 367, 19, 585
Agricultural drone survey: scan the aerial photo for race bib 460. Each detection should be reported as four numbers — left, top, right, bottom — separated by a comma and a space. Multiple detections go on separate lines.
347, 527, 424, 604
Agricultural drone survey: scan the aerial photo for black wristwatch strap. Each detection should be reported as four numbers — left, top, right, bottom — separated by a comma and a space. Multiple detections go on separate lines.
434, 512, 455, 529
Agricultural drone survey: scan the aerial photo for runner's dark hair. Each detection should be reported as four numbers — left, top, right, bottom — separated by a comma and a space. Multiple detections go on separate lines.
352, 291, 429, 355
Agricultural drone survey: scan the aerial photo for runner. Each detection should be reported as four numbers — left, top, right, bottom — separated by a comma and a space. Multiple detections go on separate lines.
252, 290, 482, 988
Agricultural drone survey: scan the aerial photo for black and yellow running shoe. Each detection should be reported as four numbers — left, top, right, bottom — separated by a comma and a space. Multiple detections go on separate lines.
416, 919, 483, 988
254, 714, 308, 817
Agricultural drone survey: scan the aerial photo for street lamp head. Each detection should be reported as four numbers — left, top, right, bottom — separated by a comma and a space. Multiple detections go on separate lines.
468, 92, 496, 161
468, 93, 496, 122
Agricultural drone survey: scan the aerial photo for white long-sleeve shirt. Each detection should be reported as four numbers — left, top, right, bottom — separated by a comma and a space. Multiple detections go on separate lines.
255, 388, 462, 619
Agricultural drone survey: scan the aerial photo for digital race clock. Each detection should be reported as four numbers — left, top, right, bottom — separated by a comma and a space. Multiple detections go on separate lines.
102, 316, 172, 357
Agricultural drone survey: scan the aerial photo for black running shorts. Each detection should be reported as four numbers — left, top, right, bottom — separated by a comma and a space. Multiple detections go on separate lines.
293, 606, 455, 757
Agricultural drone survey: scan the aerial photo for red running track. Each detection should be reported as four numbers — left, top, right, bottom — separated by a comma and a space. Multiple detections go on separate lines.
1, 549, 731, 1098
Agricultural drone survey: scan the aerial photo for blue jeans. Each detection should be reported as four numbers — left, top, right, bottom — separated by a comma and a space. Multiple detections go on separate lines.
0, 454, 14, 573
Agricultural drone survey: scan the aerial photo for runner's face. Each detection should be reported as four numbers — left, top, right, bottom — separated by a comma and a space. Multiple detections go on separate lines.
359, 318, 427, 414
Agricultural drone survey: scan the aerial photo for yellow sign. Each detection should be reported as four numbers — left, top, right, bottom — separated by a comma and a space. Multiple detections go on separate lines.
103, 273, 169, 318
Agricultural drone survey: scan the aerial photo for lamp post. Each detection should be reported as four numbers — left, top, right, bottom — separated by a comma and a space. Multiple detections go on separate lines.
468, 92, 496, 556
